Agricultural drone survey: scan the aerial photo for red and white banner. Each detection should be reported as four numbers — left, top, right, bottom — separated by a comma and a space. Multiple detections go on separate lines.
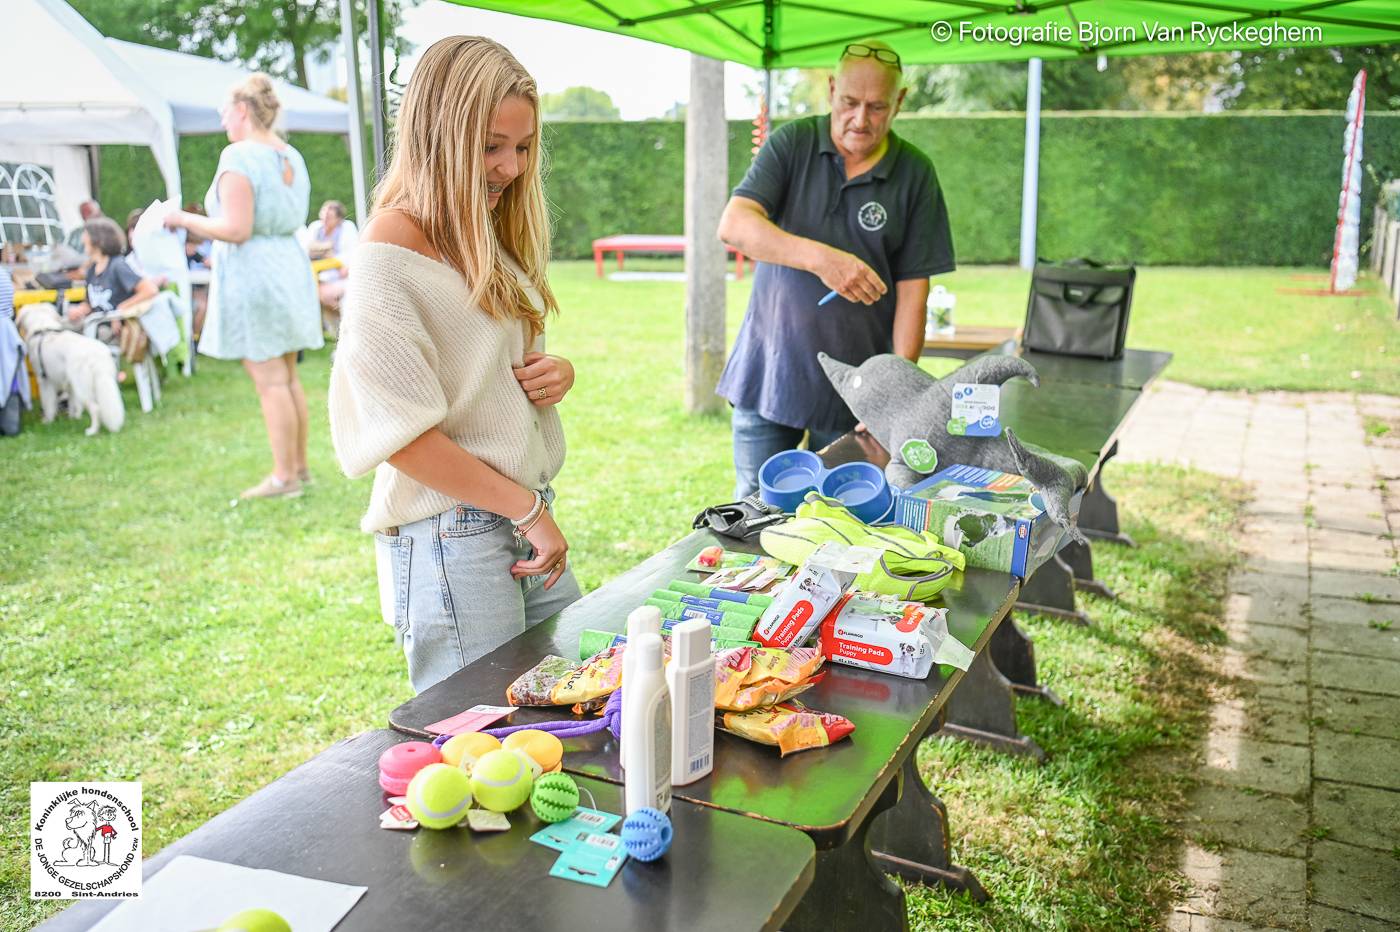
1330, 69, 1367, 292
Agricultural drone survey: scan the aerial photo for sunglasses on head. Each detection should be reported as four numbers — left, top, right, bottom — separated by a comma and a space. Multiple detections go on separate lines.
843, 43, 902, 69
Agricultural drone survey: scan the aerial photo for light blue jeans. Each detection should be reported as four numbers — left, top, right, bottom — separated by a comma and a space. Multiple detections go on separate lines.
374, 488, 582, 694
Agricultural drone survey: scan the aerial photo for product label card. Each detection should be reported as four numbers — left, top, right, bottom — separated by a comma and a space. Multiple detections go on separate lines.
549, 833, 628, 888
466, 809, 511, 832
946, 383, 1002, 437
529, 808, 622, 851
425, 704, 517, 736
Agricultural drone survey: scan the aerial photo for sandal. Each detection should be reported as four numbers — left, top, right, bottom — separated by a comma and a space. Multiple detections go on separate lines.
297, 468, 313, 485
240, 475, 303, 500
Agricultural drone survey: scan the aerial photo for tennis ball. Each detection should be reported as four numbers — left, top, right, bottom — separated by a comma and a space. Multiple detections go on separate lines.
406, 763, 473, 829
217, 909, 290, 932
441, 732, 501, 773
530, 772, 580, 823
621, 807, 673, 862
470, 748, 534, 812
503, 729, 564, 774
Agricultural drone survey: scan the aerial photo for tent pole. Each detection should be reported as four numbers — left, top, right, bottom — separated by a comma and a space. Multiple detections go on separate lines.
1019, 57, 1042, 270
339, 0, 369, 224
366, 0, 388, 182
684, 53, 727, 415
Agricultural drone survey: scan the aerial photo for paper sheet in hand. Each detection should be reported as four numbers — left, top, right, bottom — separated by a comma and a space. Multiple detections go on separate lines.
89, 855, 366, 932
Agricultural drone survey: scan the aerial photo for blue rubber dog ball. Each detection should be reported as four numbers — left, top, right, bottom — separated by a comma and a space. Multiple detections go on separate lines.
621, 807, 672, 862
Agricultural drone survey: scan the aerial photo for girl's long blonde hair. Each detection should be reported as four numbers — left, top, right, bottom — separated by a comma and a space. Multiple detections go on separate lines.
373, 36, 557, 339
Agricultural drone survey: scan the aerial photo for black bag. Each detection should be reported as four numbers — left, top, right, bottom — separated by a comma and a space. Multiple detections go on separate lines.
1023, 258, 1135, 360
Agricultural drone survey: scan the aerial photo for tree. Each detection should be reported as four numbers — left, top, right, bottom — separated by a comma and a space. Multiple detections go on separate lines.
68, 0, 411, 90
1217, 46, 1400, 111
539, 87, 621, 121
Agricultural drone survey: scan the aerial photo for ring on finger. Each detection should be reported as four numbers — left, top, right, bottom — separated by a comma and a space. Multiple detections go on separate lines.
534, 387, 548, 400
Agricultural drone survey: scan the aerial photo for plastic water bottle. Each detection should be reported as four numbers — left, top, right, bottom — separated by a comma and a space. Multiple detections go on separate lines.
926, 285, 956, 338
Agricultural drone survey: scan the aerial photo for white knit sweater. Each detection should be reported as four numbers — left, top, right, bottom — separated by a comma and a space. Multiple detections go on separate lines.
328, 241, 566, 533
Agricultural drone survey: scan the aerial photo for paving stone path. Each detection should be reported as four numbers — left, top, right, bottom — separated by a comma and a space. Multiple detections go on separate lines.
1113, 382, 1400, 932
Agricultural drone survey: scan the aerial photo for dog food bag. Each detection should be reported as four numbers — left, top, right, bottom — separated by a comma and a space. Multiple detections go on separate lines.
507, 655, 581, 706
752, 543, 880, 648
818, 593, 973, 679
721, 703, 855, 756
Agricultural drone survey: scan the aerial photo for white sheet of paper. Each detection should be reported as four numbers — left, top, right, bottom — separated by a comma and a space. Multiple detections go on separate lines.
88, 855, 367, 932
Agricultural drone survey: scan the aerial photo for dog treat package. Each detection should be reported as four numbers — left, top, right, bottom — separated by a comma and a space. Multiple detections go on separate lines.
507, 655, 581, 706
713, 645, 825, 712
818, 593, 974, 679
752, 543, 880, 648
721, 702, 855, 756
552, 644, 628, 712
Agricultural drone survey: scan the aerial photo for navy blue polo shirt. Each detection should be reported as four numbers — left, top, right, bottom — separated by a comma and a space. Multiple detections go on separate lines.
716, 114, 955, 433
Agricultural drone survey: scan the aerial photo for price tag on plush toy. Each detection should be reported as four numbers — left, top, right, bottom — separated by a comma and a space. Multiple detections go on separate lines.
899, 439, 939, 475
946, 383, 1002, 437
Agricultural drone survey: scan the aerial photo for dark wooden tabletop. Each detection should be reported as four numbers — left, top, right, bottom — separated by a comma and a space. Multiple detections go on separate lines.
999, 379, 1145, 476
36, 729, 815, 932
1017, 348, 1173, 392
390, 530, 1019, 848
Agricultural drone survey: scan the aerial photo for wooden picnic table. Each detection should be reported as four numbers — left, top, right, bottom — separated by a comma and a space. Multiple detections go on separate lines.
922, 324, 1020, 360
11, 258, 340, 308
36, 729, 816, 932
591, 234, 746, 279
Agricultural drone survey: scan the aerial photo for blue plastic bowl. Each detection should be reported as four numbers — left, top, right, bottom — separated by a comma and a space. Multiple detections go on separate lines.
758, 449, 825, 513
819, 461, 893, 524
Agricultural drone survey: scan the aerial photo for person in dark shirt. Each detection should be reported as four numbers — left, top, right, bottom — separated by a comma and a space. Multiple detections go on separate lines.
716, 39, 956, 498
66, 217, 158, 345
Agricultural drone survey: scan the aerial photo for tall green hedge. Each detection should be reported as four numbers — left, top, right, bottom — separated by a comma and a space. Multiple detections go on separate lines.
99, 113, 1400, 266
97, 133, 356, 224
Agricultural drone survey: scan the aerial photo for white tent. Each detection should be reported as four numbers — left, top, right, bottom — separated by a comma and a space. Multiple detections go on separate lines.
0, 0, 181, 202
107, 40, 349, 137
0, 0, 349, 217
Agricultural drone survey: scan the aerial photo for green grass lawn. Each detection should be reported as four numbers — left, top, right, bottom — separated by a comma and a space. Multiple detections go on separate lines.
0, 258, 1342, 928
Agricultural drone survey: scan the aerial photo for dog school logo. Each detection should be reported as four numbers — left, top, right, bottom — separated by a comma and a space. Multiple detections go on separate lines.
31, 782, 142, 899
857, 200, 888, 232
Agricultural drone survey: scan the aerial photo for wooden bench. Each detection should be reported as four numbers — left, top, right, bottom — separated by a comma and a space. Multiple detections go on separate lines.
591, 234, 746, 279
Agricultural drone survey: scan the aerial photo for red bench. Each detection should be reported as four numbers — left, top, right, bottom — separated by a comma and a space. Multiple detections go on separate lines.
591, 234, 746, 279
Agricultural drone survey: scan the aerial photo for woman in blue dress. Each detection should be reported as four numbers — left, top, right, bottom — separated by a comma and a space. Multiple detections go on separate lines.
165, 73, 322, 499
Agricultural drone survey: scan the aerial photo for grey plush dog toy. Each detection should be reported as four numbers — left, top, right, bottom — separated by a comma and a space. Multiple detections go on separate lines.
818, 352, 1088, 544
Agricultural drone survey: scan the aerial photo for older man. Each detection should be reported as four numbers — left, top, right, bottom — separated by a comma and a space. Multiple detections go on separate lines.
716, 39, 955, 497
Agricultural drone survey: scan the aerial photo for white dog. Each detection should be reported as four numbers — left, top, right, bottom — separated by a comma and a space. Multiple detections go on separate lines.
15, 304, 124, 435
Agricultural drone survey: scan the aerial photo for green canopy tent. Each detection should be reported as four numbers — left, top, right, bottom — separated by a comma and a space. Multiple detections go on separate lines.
432, 1, 1400, 68
344, 1, 1400, 405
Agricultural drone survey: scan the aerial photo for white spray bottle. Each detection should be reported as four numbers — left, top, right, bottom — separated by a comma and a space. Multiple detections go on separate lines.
666, 618, 715, 786
622, 632, 672, 814
620, 605, 662, 764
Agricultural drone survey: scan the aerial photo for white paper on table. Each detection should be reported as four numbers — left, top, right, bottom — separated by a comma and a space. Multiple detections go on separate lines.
88, 855, 367, 932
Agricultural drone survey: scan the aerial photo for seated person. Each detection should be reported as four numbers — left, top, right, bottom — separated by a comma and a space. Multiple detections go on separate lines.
182, 203, 212, 269
298, 199, 356, 337
66, 218, 159, 347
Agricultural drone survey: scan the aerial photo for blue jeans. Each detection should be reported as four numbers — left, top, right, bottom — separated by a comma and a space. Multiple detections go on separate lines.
731, 407, 847, 500
374, 488, 582, 694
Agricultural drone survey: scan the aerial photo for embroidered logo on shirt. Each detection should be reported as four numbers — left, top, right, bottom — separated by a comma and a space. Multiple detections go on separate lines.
857, 201, 887, 232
